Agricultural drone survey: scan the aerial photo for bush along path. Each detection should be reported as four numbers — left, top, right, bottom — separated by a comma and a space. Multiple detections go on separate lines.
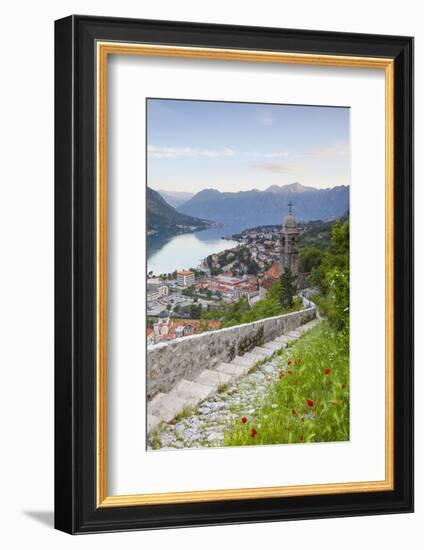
147, 319, 349, 450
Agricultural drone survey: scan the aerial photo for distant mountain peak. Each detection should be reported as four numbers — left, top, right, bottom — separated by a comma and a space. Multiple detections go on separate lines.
157, 189, 195, 208
193, 188, 222, 198
265, 182, 313, 193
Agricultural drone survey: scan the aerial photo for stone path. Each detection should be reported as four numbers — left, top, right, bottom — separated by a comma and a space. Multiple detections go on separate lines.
147, 318, 320, 446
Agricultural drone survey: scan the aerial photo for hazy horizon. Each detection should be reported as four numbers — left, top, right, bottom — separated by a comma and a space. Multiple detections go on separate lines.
147, 99, 350, 193
152, 181, 350, 197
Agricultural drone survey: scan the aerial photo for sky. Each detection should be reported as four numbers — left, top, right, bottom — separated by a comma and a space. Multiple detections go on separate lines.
147, 98, 350, 193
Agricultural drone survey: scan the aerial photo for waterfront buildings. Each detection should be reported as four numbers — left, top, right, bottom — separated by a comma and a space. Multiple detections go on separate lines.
177, 269, 195, 288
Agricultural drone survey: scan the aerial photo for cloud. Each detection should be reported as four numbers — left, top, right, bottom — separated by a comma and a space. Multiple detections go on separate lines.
250, 141, 349, 175
304, 140, 348, 159
251, 161, 293, 174
263, 151, 290, 159
243, 150, 289, 159
148, 145, 235, 159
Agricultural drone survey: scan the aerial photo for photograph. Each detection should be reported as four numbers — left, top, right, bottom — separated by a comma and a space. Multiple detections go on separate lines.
146, 98, 350, 451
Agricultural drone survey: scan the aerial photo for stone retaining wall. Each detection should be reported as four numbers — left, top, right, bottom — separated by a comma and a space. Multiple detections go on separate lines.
147, 307, 316, 398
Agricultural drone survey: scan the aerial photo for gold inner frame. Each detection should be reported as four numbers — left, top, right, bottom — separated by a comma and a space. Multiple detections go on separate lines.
96, 42, 395, 508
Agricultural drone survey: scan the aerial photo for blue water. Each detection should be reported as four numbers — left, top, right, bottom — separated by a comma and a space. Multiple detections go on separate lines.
147, 225, 241, 276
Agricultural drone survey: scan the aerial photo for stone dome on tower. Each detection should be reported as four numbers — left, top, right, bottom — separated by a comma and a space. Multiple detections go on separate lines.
281, 201, 299, 233
283, 213, 297, 229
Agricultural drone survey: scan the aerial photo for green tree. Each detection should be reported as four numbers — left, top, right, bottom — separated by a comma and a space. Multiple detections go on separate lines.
189, 304, 202, 319
247, 260, 259, 275
299, 247, 324, 273
279, 267, 296, 308
309, 220, 349, 294
313, 220, 349, 334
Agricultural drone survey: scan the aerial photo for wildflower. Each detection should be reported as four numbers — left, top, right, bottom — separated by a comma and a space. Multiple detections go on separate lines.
324, 368, 331, 375
306, 399, 314, 407
288, 370, 293, 375
288, 360, 293, 366
251, 427, 257, 437
279, 371, 285, 379
241, 416, 247, 424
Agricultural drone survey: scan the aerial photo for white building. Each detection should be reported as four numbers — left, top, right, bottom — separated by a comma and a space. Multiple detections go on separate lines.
176, 270, 195, 288
146, 283, 169, 302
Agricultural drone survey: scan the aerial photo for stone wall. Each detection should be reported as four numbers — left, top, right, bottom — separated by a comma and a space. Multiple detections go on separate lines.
147, 307, 316, 398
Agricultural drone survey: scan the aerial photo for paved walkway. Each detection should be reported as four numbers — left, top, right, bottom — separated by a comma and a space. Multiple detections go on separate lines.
147, 318, 320, 443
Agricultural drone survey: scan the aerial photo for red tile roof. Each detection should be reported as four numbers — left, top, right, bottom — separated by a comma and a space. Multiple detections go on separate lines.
264, 262, 281, 280
260, 277, 278, 290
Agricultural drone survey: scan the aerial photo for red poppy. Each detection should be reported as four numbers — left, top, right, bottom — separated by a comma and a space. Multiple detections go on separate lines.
241, 416, 247, 424
251, 427, 257, 437
299, 435, 305, 441
324, 368, 331, 375
288, 360, 293, 366
306, 399, 314, 407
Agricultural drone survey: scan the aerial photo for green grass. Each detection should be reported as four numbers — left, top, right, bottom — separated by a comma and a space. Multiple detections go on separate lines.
174, 405, 196, 422
223, 322, 349, 446
149, 431, 162, 450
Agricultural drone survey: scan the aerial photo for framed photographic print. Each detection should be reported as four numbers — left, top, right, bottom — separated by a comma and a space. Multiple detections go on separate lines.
54, 15, 413, 534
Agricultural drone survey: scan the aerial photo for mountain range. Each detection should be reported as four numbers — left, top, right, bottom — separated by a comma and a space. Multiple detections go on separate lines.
176, 183, 349, 225
157, 190, 195, 208
147, 187, 210, 234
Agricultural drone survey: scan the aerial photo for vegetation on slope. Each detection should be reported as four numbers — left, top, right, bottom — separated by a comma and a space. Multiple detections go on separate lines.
223, 321, 349, 446
147, 187, 210, 234
309, 220, 349, 332
200, 282, 303, 329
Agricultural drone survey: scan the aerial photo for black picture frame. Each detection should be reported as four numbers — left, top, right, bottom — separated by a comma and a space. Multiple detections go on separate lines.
55, 14, 414, 534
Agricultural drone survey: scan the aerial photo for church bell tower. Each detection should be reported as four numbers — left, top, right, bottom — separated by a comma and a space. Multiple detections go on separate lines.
280, 201, 300, 286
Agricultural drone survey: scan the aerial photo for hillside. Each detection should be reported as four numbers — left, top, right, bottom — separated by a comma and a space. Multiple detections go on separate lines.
178, 183, 349, 226
147, 187, 210, 235
299, 211, 348, 249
